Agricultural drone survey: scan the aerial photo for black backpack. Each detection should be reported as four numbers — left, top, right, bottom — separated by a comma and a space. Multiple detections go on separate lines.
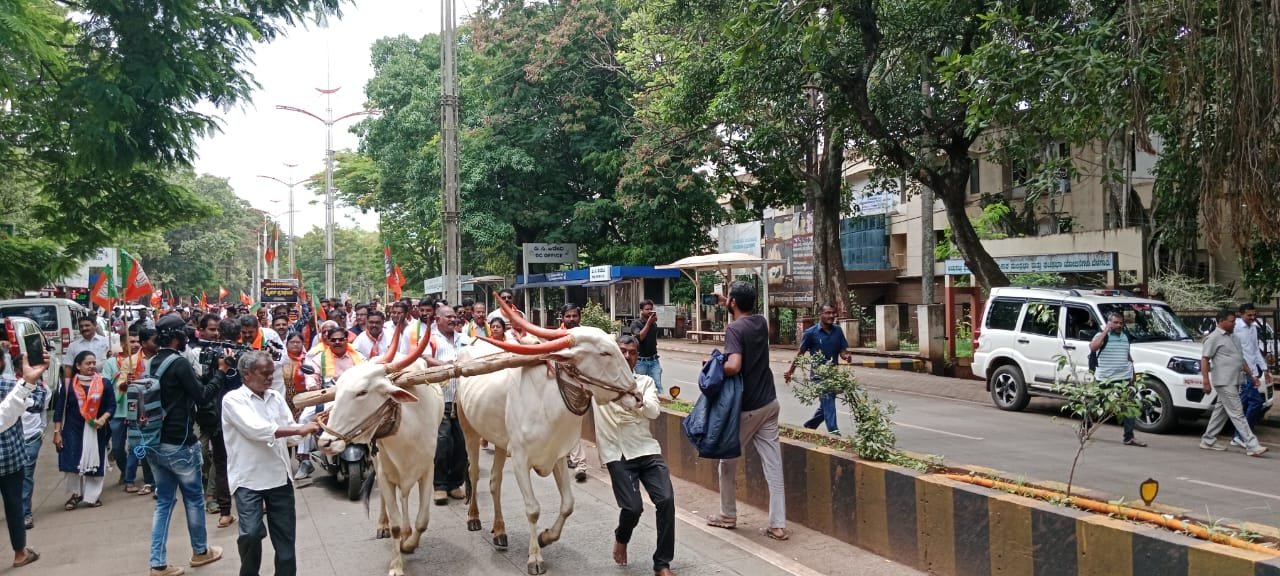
1087, 332, 1111, 372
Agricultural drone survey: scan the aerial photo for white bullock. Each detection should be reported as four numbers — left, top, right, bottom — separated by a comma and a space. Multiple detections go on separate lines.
317, 323, 442, 576
454, 298, 641, 575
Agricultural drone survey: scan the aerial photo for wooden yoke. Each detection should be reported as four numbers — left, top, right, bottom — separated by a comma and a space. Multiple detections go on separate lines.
292, 351, 548, 409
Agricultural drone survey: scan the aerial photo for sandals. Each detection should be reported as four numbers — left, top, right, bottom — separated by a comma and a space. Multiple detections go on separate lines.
125, 484, 139, 494
705, 514, 737, 529
761, 527, 790, 541
137, 485, 153, 496
64, 495, 82, 510
86, 500, 103, 508
12, 548, 38, 568
217, 515, 237, 528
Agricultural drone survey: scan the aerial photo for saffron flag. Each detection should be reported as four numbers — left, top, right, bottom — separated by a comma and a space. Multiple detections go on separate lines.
120, 249, 154, 302
240, 291, 252, 306
218, 286, 229, 300
265, 224, 277, 265
201, 291, 209, 309
390, 264, 405, 299
90, 265, 115, 312
150, 291, 162, 309
383, 246, 394, 290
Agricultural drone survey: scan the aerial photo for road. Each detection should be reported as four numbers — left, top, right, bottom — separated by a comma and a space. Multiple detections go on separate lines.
19, 432, 917, 576
657, 342, 1280, 528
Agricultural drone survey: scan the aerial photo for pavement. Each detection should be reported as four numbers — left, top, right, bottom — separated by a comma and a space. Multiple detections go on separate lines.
15, 431, 918, 576
656, 339, 1280, 530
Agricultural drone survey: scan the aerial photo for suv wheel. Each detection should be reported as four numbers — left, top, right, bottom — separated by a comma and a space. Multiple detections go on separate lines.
990, 365, 1030, 411
1133, 377, 1176, 434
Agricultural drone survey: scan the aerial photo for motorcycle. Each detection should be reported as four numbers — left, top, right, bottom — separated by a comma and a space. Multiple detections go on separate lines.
309, 377, 374, 501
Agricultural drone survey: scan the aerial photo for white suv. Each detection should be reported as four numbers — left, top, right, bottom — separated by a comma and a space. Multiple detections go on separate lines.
972, 287, 1274, 433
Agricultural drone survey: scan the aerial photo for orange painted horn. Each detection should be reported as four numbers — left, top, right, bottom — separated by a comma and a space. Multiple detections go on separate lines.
493, 290, 567, 340
387, 321, 433, 372
377, 321, 405, 364
479, 334, 575, 355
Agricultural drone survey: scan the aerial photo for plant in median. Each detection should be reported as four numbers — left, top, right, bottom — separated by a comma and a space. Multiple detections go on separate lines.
791, 354, 898, 461
1050, 352, 1149, 500
578, 301, 621, 334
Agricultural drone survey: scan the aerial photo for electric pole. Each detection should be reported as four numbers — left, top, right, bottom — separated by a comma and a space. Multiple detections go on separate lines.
441, 0, 462, 305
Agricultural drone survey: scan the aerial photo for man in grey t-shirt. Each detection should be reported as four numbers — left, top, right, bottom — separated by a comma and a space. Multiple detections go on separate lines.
1198, 309, 1267, 456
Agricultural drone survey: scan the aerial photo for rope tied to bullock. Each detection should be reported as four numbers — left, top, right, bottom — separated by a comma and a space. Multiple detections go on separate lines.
315, 399, 402, 446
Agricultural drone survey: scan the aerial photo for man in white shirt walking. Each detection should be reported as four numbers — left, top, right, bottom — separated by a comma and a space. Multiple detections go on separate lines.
221, 351, 321, 576
1232, 303, 1271, 447
62, 316, 108, 381
595, 334, 674, 576
352, 310, 393, 359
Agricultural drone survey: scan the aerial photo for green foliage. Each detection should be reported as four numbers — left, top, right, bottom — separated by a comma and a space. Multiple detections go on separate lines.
1009, 272, 1068, 288
936, 202, 1012, 261
1240, 241, 1280, 303
578, 301, 621, 334
1049, 351, 1149, 498
294, 226, 384, 301
1149, 271, 1234, 311
791, 354, 897, 461
0, 0, 341, 292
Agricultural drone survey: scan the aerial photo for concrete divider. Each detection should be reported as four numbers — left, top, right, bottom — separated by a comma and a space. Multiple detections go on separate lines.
582, 408, 1280, 576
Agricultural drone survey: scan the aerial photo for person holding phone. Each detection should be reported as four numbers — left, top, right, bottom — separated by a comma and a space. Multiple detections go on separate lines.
0, 351, 47, 568
629, 300, 663, 395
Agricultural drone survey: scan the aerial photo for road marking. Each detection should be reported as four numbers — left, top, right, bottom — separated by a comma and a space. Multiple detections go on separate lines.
586, 468, 829, 576
836, 411, 984, 440
1176, 477, 1280, 502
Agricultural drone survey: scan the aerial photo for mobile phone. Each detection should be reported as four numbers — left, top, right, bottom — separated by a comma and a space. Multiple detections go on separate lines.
701, 294, 718, 306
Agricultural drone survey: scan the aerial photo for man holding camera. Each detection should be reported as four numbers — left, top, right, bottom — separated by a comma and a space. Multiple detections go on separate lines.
629, 300, 663, 395
147, 314, 225, 576
195, 318, 242, 529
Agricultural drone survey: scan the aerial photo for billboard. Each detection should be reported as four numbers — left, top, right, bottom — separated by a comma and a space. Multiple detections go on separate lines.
260, 279, 300, 304
717, 222, 762, 257
764, 210, 814, 307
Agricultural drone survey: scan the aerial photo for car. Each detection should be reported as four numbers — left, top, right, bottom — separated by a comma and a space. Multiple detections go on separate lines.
0, 316, 61, 389
971, 287, 1274, 434
0, 298, 93, 365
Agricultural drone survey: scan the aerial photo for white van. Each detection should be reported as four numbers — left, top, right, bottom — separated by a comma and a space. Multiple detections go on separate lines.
0, 298, 93, 364
972, 287, 1274, 433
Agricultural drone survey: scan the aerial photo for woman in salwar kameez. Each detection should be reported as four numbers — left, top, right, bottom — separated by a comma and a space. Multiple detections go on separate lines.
52, 351, 114, 510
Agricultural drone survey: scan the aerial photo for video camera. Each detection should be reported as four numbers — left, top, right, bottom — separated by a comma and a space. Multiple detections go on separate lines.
193, 338, 283, 367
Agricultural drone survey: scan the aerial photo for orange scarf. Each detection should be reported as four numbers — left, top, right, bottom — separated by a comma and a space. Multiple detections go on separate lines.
73, 374, 106, 422
319, 345, 364, 378
249, 329, 263, 350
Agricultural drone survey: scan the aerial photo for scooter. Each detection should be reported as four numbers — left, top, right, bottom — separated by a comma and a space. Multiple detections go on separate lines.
309, 377, 374, 501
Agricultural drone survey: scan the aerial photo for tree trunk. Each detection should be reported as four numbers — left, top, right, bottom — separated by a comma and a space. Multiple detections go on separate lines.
809, 123, 850, 317
937, 184, 1010, 289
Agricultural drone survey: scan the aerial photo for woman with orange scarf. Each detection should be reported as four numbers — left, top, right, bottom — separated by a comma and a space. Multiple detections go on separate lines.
52, 351, 115, 510
281, 331, 318, 419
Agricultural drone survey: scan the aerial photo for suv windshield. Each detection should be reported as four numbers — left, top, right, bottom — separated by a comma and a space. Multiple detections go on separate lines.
1097, 302, 1192, 343
0, 305, 58, 332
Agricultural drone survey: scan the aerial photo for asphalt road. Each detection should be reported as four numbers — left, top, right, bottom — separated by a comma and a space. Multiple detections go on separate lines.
657, 345, 1280, 528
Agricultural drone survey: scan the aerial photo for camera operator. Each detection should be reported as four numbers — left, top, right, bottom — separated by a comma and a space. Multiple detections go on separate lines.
194, 318, 243, 530
146, 314, 225, 575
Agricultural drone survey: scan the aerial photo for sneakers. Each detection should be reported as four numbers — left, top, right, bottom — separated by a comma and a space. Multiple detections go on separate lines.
433, 490, 447, 505
1230, 437, 1245, 448
294, 461, 314, 480
1247, 446, 1269, 457
1199, 441, 1227, 451
149, 565, 184, 576
190, 545, 222, 567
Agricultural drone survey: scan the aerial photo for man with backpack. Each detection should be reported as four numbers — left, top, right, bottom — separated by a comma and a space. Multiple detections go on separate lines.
1090, 312, 1147, 447
143, 314, 225, 576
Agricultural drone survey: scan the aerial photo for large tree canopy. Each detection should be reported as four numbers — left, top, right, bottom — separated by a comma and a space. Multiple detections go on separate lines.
0, 0, 343, 293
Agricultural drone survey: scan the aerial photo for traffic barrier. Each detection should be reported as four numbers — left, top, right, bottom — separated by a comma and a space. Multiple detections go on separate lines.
581, 408, 1280, 576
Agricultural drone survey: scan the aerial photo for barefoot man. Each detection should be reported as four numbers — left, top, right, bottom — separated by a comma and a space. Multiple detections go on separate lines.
595, 334, 675, 575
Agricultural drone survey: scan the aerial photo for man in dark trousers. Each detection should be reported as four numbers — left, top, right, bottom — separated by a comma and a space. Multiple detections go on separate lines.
596, 334, 674, 576
426, 305, 468, 504
784, 303, 851, 435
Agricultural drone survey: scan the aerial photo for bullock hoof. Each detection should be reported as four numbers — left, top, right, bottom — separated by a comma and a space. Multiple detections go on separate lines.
466, 518, 482, 532
537, 529, 556, 548
527, 561, 546, 575
492, 533, 508, 549
375, 528, 391, 539
400, 541, 417, 554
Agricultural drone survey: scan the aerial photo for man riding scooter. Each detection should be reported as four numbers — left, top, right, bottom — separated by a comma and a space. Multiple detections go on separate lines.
295, 326, 367, 485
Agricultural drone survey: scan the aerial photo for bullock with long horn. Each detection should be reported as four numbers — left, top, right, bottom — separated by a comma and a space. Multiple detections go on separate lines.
312, 321, 443, 576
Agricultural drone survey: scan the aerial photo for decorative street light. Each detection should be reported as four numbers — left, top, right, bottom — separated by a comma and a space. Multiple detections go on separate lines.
276, 89, 379, 297
257, 162, 309, 275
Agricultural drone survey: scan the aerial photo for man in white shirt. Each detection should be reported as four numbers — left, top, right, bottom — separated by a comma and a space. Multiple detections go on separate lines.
221, 351, 320, 576
238, 316, 285, 397
424, 305, 467, 504
595, 334, 673, 576
1232, 303, 1270, 447
62, 316, 109, 381
486, 289, 524, 323
352, 310, 393, 359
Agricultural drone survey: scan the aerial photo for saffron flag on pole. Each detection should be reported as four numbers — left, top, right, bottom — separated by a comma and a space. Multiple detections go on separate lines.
219, 286, 228, 301
383, 246, 394, 290
390, 264, 405, 299
150, 291, 162, 309
201, 291, 209, 309
240, 291, 252, 306
90, 265, 115, 312
120, 249, 154, 302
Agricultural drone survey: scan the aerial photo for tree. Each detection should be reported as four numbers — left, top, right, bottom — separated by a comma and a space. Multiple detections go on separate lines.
648, 0, 1014, 289
0, 0, 342, 292
294, 226, 384, 302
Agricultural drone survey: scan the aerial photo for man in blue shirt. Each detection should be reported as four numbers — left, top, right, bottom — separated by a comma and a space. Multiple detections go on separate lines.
784, 304, 852, 434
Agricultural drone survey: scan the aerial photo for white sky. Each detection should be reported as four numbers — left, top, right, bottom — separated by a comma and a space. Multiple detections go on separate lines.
192, 1, 444, 238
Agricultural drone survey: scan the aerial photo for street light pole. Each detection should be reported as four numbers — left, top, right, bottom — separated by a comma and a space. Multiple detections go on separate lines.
277, 93, 378, 298
441, 0, 462, 305
257, 163, 304, 274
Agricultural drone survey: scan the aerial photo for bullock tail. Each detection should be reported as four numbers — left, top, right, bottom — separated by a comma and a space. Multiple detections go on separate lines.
464, 467, 475, 506
361, 465, 378, 516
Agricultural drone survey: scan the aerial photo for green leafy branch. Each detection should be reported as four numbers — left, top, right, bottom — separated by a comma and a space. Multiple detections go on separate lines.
791, 354, 897, 461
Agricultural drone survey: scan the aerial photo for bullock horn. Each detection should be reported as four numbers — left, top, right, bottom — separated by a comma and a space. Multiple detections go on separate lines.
387, 321, 433, 373
478, 333, 575, 355
494, 290, 567, 340
377, 321, 405, 364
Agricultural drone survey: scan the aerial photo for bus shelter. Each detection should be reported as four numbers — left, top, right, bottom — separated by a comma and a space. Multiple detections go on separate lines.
657, 252, 781, 342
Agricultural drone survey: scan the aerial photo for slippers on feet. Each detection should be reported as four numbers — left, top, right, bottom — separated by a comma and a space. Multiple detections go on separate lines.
705, 514, 737, 529
760, 527, 790, 541
218, 516, 236, 528
138, 485, 153, 496
125, 485, 139, 494
13, 548, 39, 567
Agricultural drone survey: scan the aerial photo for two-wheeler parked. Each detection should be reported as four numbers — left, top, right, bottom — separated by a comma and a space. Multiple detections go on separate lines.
310, 377, 374, 501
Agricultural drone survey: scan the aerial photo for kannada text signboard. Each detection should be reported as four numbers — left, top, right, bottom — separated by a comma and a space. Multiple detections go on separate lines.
944, 252, 1117, 276
522, 243, 577, 264
260, 279, 300, 304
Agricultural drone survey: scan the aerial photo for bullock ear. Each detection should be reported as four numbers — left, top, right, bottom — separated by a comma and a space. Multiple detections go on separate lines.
388, 389, 419, 404
543, 351, 574, 364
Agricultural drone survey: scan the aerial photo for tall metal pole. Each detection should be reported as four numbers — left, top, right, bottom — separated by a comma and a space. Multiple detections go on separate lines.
276, 98, 379, 297
273, 221, 280, 278
441, 0, 462, 305
256, 162, 301, 274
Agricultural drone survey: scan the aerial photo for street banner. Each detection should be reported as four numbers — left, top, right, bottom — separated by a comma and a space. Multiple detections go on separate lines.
260, 279, 300, 304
